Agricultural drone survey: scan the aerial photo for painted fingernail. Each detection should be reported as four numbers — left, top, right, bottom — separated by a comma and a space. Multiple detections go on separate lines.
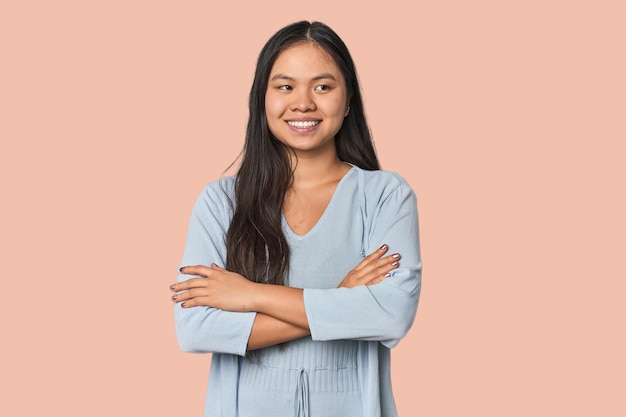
392, 253, 400, 259
181, 302, 187, 308
384, 273, 392, 278
391, 261, 399, 267
380, 244, 388, 250
171, 294, 177, 301
169, 284, 176, 291
179, 267, 185, 273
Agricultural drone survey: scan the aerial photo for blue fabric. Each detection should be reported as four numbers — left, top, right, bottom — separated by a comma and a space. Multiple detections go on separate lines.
237, 338, 361, 417
174, 166, 422, 417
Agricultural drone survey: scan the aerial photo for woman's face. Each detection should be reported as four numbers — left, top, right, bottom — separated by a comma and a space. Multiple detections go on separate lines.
265, 43, 349, 158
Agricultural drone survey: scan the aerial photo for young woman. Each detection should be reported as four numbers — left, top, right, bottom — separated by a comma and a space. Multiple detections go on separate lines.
170, 21, 422, 417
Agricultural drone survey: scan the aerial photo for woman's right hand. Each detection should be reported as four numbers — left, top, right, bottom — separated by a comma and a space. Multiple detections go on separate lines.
337, 244, 401, 288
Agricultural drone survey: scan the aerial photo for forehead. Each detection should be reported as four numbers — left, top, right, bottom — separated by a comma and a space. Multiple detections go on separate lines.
270, 43, 342, 78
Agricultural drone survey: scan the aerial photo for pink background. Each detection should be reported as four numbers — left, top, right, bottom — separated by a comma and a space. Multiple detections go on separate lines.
1, 1, 624, 415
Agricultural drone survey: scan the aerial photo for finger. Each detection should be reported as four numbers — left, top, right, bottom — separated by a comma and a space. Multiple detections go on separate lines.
210, 263, 225, 270
359, 247, 397, 269
171, 287, 206, 303
180, 295, 214, 309
170, 277, 208, 292
374, 261, 399, 279
179, 298, 196, 308
179, 264, 214, 277
356, 258, 400, 287
171, 290, 188, 303
355, 253, 400, 278
364, 258, 401, 285
171, 265, 213, 292
353, 244, 389, 271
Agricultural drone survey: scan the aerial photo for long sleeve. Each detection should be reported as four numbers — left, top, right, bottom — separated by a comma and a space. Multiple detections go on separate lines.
303, 172, 422, 348
174, 179, 257, 356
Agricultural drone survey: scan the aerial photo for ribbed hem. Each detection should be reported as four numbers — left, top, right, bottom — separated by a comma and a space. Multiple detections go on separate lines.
239, 338, 360, 393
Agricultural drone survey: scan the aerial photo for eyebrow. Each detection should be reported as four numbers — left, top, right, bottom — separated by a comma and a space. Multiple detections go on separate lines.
269, 73, 338, 82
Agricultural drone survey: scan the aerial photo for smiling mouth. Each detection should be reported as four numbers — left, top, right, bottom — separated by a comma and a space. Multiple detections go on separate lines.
287, 120, 320, 129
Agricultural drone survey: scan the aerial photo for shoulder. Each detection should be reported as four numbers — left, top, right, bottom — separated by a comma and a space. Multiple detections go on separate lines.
202, 175, 236, 198
352, 166, 416, 202
193, 175, 236, 215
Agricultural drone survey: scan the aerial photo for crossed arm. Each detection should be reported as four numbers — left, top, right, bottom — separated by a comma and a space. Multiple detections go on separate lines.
170, 244, 400, 351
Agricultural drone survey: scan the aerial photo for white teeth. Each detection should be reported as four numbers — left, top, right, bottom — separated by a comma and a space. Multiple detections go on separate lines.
287, 120, 319, 128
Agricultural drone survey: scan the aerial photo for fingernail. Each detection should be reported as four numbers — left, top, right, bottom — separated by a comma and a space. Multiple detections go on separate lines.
380, 244, 388, 250
179, 267, 185, 273
171, 294, 177, 301
384, 273, 392, 278
392, 253, 400, 259
181, 302, 186, 308
391, 261, 399, 267
169, 284, 176, 291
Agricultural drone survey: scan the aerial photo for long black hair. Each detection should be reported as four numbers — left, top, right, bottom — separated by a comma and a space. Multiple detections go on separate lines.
226, 21, 379, 286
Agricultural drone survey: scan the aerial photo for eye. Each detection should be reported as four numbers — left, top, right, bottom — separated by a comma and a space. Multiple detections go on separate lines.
278, 85, 293, 91
314, 85, 331, 92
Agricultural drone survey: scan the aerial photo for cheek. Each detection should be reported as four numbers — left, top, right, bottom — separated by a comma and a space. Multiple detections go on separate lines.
264, 94, 284, 137
325, 98, 347, 117
264, 92, 284, 119
324, 90, 348, 116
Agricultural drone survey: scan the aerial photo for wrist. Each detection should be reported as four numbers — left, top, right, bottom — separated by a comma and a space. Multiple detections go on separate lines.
251, 284, 303, 312
249, 282, 267, 313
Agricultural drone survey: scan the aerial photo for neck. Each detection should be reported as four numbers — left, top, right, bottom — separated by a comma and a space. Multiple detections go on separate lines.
289, 151, 350, 190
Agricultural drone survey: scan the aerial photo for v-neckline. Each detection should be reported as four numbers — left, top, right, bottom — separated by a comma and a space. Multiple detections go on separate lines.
282, 166, 355, 240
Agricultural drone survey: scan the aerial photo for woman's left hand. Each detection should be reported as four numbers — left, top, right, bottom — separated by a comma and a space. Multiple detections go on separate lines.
170, 264, 257, 312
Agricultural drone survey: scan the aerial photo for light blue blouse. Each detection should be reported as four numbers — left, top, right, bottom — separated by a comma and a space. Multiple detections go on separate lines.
175, 166, 422, 417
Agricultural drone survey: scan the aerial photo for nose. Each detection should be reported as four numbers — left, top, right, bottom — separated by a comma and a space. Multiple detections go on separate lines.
290, 89, 316, 112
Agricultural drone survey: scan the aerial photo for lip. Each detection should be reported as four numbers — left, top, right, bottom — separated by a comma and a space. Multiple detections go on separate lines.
285, 117, 321, 121
285, 118, 321, 132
